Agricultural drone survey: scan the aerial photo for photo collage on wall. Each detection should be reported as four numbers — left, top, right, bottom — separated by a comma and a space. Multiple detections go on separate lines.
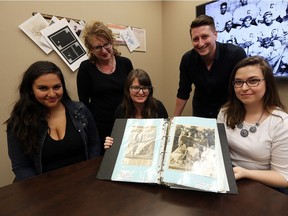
19, 13, 86, 72
19, 13, 147, 72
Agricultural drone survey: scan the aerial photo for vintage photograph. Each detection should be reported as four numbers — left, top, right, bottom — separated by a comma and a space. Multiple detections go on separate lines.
205, 0, 288, 78
168, 124, 216, 178
123, 125, 156, 166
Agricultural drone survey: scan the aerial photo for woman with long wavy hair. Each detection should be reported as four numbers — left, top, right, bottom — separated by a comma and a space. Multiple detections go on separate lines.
6, 61, 101, 181
217, 56, 288, 194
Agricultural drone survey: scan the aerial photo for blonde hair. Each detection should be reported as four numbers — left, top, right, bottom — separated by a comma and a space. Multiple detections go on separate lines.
82, 21, 121, 63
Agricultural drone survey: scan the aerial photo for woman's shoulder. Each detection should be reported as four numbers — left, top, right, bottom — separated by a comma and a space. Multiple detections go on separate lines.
218, 107, 227, 114
116, 55, 132, 64
116, 55, 129, 60
263, 108, 288, 128
115, 56, 133, 74
216, 108, 226, 123
63, 100, 86, 111
266, 109, 288, 136
154, 98, 168, 118
79, 59, 92, 66
78, 60, 94, 71
114, 104, 126, 118
155, 98, 164, 106
271, 108, 288, 119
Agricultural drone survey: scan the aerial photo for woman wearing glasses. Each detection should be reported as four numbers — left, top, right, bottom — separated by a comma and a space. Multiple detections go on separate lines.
77, 21, 133, 155
217, 56, 288, 193
104, 69, 168, 149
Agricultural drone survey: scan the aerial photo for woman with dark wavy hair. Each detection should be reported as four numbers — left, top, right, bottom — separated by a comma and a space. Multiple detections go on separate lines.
217, 56, 288, 193
104, 69, 168, 149
6, 61, 101, 181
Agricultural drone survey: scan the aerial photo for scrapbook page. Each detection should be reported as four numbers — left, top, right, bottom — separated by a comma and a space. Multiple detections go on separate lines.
97, 117, 237, 194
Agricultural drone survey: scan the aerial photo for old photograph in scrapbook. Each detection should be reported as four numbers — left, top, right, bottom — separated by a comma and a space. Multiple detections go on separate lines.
97, 117, 237, 194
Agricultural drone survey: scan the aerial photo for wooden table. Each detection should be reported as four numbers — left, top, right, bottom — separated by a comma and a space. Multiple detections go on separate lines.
0, 157, 287, 216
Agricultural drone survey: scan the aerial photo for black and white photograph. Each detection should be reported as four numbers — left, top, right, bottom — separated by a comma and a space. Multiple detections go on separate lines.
202, 0, 288, 78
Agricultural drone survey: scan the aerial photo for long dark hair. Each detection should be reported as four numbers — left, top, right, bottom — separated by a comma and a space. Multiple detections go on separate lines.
5, 61, 71, 153
122, 69, 158, 118
223, 56, 286, 128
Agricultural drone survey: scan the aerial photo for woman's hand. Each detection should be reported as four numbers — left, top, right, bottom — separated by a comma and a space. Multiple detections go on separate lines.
233, 166, 248, 180
104, 136, 114, 149
233, 166, 288, 188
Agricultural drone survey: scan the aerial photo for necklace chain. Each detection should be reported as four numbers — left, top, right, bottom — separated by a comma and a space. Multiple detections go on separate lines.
96, 57, 115, 74
237, 111, 264, 138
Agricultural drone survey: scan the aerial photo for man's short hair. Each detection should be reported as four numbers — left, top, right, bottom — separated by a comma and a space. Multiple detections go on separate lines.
190, 15, 216, 32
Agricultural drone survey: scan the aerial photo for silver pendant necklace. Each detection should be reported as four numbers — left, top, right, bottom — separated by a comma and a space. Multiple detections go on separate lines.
236, 112, 264, 138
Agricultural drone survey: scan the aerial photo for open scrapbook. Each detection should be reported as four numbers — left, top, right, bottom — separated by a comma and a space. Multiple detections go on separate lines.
96, 117, 237, 194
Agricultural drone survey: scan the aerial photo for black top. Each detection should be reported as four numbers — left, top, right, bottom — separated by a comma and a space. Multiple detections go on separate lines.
42, 111, 86, 173
114, 99, 168, 119
177, 42, 247, 118
77, 56, 133, 125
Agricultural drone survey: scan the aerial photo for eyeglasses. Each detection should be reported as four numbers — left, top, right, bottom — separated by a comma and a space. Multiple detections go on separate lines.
130, 86, 152, 93
92, 43, 111, 52
232, 78, 265, 88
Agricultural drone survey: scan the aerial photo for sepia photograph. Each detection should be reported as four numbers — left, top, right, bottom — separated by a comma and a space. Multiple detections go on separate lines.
169, 124, 216, 178
123, 126, 156, 166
